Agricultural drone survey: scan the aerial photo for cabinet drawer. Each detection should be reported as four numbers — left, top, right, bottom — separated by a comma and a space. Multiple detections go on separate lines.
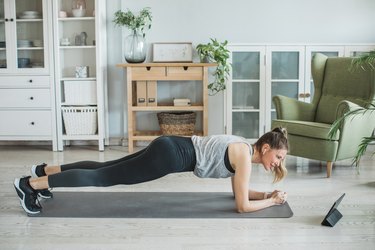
0, 110, 52, 136
0, 89, 51, 108
0, 76, 50, 87
167, 66, 203, 80
131, 67, 166, 80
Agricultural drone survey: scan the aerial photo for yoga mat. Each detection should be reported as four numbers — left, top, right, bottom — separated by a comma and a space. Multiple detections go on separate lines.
31, 192, 293, 218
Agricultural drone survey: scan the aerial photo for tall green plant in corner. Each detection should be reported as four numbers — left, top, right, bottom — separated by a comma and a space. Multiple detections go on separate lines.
329, 50, 375, 172
196, 38, 231, 95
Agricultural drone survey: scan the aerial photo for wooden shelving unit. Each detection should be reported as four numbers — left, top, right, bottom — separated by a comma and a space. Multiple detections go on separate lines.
117, 62, 216, 152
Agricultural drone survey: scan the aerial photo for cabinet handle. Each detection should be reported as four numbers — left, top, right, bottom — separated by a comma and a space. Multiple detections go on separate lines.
183, 66, 188, 71
30, 122, 35, 125
30, 97, 34, 100
5, 18, 8, 22
299, 93, 311, 98
29, 79, 33, 83
146, 67, 151, 71
10, 18, 14, 22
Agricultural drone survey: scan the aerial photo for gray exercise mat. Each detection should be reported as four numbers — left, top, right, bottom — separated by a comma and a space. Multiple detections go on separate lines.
32, 192, 293, 218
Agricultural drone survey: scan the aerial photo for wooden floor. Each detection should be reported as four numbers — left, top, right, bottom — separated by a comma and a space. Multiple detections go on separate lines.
0, 144, 374, 250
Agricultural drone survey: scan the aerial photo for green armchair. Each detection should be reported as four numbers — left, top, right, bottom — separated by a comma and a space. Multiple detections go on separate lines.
272, 53, 375, 177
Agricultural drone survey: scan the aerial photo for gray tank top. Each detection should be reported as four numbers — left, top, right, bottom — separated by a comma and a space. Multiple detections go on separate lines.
191, 135, 252, 178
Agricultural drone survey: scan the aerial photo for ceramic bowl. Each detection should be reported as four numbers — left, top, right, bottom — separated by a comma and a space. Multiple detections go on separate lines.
72, 9, 86, 17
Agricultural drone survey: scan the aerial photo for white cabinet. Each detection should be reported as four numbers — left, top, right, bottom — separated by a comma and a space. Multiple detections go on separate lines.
52, 0, 107, 151
226, 45, 304, 141
226, 44, 375, 141
0, 0, 56, 150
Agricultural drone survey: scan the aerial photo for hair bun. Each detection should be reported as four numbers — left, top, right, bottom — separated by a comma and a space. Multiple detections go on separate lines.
272, 127, 288, 138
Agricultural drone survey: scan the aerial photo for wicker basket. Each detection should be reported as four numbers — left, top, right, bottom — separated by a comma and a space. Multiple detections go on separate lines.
157, 112, 196, 136
62, 106, 98, 135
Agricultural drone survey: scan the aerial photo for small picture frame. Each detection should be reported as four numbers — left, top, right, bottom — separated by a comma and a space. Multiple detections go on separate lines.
152, 42, 193, 62
75, 66, 89, 78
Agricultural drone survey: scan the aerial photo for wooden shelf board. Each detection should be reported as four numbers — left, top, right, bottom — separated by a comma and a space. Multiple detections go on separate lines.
117, 62, 217, 67
131, 104, 204, 111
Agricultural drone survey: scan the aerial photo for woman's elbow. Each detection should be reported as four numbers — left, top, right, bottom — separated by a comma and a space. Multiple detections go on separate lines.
236, 205, 248, 213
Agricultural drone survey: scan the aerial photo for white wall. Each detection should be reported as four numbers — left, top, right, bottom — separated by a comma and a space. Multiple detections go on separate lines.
106, 0, 375, 138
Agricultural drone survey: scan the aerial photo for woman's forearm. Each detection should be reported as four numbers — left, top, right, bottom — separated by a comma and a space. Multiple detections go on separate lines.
238, 191, 287, 212
248, 189, 268, 200
237, 198, 275, 213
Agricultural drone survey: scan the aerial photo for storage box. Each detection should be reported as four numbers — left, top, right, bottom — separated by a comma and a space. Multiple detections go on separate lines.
136, 81, 147, 106
64, 80, 97, 104
62, 106, 98, 135
147, 81, 157, 106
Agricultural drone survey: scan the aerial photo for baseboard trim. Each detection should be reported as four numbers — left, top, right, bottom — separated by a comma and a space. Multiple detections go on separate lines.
0, 137, 151, 148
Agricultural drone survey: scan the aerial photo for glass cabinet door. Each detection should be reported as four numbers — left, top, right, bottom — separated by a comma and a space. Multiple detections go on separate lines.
0, 0, 48, 72
15, 0, 46, 70
0, 0, 8, 70
227, 46, 266, 141
266, 46, 305, 128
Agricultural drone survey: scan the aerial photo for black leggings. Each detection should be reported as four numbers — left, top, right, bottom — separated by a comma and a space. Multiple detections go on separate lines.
48, 136, 196, 188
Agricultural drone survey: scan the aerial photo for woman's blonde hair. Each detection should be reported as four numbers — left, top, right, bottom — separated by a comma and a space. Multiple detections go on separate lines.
254, 127, 288, 182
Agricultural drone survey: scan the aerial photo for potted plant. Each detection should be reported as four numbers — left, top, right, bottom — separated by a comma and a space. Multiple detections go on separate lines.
113, 7, 152, 63
350, 50, 375, 71
329, 50, 375, 172
196, 38, 231, 95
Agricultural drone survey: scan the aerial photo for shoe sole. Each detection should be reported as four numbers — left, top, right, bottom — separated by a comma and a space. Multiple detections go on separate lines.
38, 192, 53, 199
13, 178, 41, 215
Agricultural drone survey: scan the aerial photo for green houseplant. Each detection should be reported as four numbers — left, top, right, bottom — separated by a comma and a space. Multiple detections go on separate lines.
113, 7, 152, 63
196, 38, 231, 95
350, 50, 375, 71
329, 50, 375, 171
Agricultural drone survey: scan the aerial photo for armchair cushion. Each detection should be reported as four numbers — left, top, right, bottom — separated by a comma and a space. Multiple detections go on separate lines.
272, 119, 340, 140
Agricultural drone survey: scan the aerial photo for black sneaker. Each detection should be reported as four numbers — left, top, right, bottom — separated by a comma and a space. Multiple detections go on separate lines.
31, 163, 47, 177
31, 163, 53, 199
14, 176, 42, 215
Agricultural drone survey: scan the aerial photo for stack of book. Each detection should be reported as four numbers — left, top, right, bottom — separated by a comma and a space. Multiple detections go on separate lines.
173, 98, 191, 106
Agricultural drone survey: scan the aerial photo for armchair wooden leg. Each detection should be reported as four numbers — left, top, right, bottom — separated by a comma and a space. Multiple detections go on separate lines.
326, 161, 333, 178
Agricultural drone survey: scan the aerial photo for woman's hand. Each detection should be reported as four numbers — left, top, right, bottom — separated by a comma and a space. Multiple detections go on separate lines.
270, 191, 287, 205
267, 190, 280, 199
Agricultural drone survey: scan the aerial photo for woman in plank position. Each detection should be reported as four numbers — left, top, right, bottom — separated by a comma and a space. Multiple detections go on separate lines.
14, 127, 288, 215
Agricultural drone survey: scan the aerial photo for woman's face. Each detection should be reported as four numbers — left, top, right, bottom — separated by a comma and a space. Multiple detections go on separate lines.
261, 145, 287, 171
